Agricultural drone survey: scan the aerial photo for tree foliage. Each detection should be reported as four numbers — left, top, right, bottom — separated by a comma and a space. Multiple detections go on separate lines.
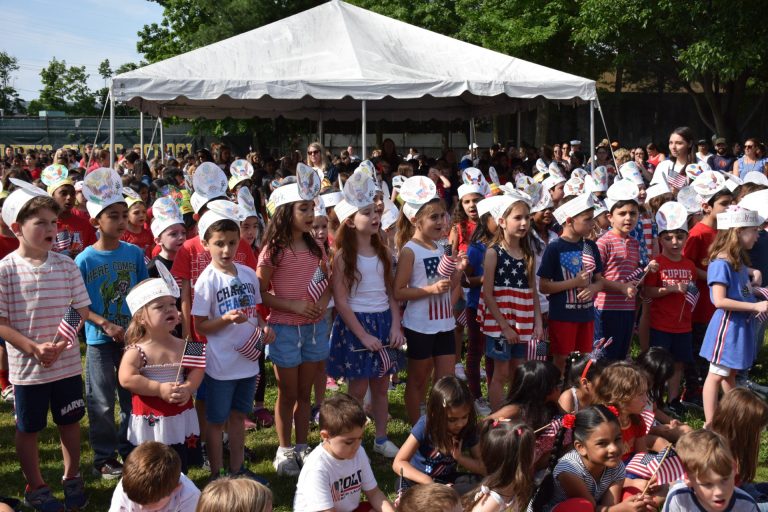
27, 58, 98, 116
0, 52, 23, 114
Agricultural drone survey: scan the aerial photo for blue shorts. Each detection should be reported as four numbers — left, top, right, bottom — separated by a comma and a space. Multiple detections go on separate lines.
594, 309, 636, 361
267, 320, 330, 368
485, 335, 527, 362
204, 374, 257, 424
650, 329, 694, 363
196, 377, 207, 400
15, 375, 85, 433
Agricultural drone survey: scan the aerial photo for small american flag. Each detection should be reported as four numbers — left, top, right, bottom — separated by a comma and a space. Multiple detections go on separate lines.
456, 309, 467, 327
235, 328, 265, 362
437, 253, 456, 278
666, 166, 688, 189
527, 336, 548, 361
685, 282, 700, 310
582, 242, 596, 273
377, 347, 396, 377
307, 265, 329, 303
626, 267, 644, 283
180, 341, 206, 368
55, 306, 82, 349
54, 231, 71, 252
751, 287, 768, 323
625, 448, 685, 484
641, 408, 656, 432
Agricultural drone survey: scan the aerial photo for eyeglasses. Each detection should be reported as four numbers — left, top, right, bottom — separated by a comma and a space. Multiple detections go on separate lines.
307, 150, 320, 155
745, 145, 755, 149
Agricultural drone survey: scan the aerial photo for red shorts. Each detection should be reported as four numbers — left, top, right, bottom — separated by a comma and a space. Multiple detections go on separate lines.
548, 320, 594, 355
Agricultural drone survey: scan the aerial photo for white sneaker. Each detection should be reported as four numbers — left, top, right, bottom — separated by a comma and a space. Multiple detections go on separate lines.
455, 363, 467, 381
373, 439, 400, 458
479, 367, 487, 379
273, 449, 301, 477
296, 445, 313, 468
474, 398, 492, 416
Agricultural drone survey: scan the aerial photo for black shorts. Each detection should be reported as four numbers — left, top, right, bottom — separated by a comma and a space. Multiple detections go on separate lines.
404, 328, 455, 360
15, 375, 85, 433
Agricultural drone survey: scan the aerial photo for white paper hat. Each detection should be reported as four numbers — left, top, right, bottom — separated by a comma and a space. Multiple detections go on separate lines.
691, 170, 726, 200
593, 199, 608, 217
126, 262, 180, 315
563, 176, 585, 197
571, 167, 588, 180
618, 162, 644, 185
476, 195, 506, 219
83, 167, 127, 218
458, 183, 484, 199
123, 187, 144, 209
150, 196, 185, 237
645, 179, 671, 202
355, 160, 378, 183
313, 195, 327, 218
237, 187, 260, 218
41, 164, 73, 195
738, 189, 768, 224
320, 191, 343, 208
228, 159, 254, 190
605, 179, 640, 210
570, 139, 582, 145
685, 162, 711, 182
2, 178, 50, 226
655, 201, 689, 233
399, 175, 438, 222
548, 161, 564, 179
588, 166, 609, 192
542, 173, 566, 191
554, 193, 595, 225
717, 204, 760, 230
488, 166, 500, 186
267, 163, 321, 211
531, 188, 554, 214
190, 191, 208, 214
462, 167, 490, 196
392, 175, 406, 189
535, 159, 548, 174
192, 162, 228, 199
381, 198, 400, 230
198, 200, 246, 240
490, 191, 532, 223
723, 172, 743, 193
744, 171, 768, 187
335, 172, 378, 223
677, 186, 703, 214
515, 174, 534, 190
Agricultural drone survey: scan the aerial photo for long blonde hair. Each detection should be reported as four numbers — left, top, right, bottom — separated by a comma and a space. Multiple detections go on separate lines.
707, 227, 750, 271
306, 142, 327, 173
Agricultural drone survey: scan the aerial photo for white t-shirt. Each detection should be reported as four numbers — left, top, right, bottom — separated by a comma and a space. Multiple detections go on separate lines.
191, 263, 262, 380
345, 253, 390, 313
293, 444, 377, 512
109, 474, 200, 512
401, 240, 455, 334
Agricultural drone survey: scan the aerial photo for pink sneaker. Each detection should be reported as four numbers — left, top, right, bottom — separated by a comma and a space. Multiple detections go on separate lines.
251, 407, 275, 428
243, 417, 259, 430
325, 377, 339, 391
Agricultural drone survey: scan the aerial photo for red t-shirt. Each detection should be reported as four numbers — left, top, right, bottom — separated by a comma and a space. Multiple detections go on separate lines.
55, 211, 97, 258
646, 254, 697, 333
121, 227, 156, 257
682, 222, 717, 324
71, 208, 90, 221
0, 235, 19, 259
171, 236, 257, 341
456, 220, 476, 254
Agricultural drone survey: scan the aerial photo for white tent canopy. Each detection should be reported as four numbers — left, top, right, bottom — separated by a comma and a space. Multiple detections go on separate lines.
112, 0, 596, 122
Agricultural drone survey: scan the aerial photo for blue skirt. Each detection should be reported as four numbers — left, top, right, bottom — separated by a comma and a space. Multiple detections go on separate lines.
327, 310, 403, 379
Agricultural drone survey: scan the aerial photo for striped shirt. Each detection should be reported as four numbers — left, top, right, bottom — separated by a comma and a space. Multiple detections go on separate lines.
257, 243, 327, 326
478, 245, 535, 342
0, 251, 90, 385
595, 230, 641, 311
544, 449, 625, 512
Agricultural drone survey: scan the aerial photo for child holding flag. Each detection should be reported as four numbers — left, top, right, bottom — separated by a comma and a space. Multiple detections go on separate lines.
118, 262, 204, 473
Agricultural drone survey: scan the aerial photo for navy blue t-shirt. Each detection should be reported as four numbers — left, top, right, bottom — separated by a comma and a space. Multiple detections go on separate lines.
537, 237, 603, 322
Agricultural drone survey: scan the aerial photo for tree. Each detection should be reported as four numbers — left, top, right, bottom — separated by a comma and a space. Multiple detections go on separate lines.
0, 52, 23, 113
28, 57, 98, 116
574, 0, 768, 141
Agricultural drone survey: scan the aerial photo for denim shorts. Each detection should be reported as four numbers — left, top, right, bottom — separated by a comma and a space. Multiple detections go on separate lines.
204, 373, 257, 424
485, 335, 527, 362
267, 319, 330, 368
15, 375, 85, 433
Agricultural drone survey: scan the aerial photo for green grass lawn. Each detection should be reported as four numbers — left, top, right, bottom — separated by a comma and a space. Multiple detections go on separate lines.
3, 346, 768, 511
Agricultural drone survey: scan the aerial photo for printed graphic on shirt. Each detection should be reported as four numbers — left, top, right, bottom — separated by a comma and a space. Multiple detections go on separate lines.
330, 470, 364, 503
421, 446, 453, 477
215, 278, 259, 317
560, 251, 591, 309
424, 256, 452, 320
85, 263, 137, 328
659, 268, 694, 286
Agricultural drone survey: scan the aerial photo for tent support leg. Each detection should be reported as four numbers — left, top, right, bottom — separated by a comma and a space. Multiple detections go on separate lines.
159, 116, 164, 162
361, 100, 367, 159
109, 83, 115, 167
590, 99, 596, 170
470, 117, 475, 155
516, 111, 521, 147
139, 111, 144, 161
318, 119, 323, 146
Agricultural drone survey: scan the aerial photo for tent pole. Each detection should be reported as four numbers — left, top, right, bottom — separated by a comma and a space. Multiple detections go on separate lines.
590, 100, 596, 170
516, 111, 521, 147
470, 117, 475, 155
159, 116, 165, 163
318, 119, 324, 146
109, 83, 115, 168
361, 100, 367, 158
139, 112, 144, 161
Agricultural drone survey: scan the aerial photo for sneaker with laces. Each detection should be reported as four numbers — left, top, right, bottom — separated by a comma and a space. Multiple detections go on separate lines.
1, 385, 13, 403
296, 446, 313, 468
62, 476, 88, 511
24, 485, 64, 512
454, 363, 467, 381
474, 398, 492, 416
273, 449, 301, 477
373, 439, 400, 458
251, 407, 275, 428
739, 378, 768, 400
92, 458, 123, 480
325, 376, 340, 391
